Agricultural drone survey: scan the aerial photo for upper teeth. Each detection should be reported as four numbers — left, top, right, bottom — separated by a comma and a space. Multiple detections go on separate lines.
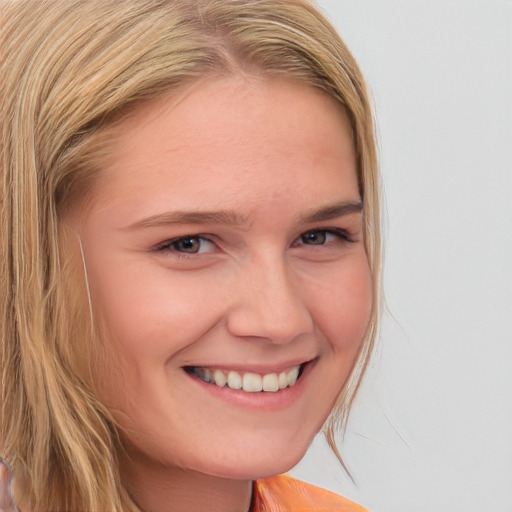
190, 365, 301, 392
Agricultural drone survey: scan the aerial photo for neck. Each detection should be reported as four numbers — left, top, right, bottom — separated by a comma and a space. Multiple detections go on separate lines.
121, 453, 253, 512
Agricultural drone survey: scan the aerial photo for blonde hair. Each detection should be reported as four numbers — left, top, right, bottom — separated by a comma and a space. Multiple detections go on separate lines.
1, 0, 381, 510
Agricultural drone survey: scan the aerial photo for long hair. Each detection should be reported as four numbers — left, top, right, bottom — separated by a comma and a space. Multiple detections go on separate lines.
0, 1, 381, 510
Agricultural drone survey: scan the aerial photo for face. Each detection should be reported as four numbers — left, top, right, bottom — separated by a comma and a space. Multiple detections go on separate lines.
69, 76, 372, 481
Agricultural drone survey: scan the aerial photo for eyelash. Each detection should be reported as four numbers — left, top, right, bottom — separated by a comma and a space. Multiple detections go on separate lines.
153, 228, 354, 258
295, 228, 353, 248
153, 235, 214, 258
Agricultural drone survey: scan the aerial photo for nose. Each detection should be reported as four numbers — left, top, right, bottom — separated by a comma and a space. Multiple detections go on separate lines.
226, 255, 314, 344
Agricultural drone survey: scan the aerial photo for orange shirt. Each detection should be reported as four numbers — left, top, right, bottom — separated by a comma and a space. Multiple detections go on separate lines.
252, 474, 368, 512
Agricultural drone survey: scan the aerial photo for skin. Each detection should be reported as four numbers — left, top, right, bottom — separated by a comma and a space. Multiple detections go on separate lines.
67, 76, 372, 512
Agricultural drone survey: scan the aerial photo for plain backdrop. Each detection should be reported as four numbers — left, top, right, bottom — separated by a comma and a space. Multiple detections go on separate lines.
290, 2, 512, 512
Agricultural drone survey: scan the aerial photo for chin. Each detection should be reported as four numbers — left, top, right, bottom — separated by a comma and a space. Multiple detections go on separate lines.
187, 436, 312, 481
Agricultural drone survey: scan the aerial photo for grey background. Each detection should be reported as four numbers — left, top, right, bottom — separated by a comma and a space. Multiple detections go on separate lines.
290, 1, 512, 511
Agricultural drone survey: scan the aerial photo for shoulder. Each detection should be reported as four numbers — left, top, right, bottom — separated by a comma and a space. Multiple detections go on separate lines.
252, 474, 369, 512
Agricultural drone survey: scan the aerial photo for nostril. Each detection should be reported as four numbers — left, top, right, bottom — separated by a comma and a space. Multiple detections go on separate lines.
226, 302, 314, 344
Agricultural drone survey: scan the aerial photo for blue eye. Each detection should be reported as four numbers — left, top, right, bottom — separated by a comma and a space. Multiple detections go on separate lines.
299, 229, 350, 246
155, 235, 214, 255
301, 230, 327, 245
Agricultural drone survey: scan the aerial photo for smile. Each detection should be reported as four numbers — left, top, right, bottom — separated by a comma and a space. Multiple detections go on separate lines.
185, 364, 304, 393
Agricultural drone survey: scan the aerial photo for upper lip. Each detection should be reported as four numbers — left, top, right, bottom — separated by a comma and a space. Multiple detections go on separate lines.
183, 357, 316, 375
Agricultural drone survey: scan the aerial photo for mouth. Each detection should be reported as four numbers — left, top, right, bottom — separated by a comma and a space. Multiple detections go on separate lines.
184, 363, 307, 393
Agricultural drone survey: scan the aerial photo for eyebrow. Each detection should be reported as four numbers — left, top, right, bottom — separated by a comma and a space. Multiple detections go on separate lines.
124, 210, 248, 230
124, 200, 363, 230
299, 200, 363, 223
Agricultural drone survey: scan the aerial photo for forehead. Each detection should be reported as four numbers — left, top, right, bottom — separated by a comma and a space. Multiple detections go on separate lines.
84, 76, 358, 224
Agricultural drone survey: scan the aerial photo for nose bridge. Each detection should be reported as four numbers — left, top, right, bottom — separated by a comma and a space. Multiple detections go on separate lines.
226, 250, 313, 344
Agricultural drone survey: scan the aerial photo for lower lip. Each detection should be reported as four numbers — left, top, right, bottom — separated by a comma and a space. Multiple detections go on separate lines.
185, 360, 317, 412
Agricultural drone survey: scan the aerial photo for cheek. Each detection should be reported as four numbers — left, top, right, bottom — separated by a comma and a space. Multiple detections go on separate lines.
309, 258, 372, 413
82, 255, 222, 405
88, 258, 213, 350
310, 258, 373, 353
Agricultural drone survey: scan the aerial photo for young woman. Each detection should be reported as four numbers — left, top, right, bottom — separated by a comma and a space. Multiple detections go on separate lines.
0, 1, 381, 510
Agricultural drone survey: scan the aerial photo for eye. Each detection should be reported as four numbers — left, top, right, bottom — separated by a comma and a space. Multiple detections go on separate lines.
155, 235, 215, 255
299, 229, 351, 246
172, 236, 202, 253
301, 230, 328, 245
